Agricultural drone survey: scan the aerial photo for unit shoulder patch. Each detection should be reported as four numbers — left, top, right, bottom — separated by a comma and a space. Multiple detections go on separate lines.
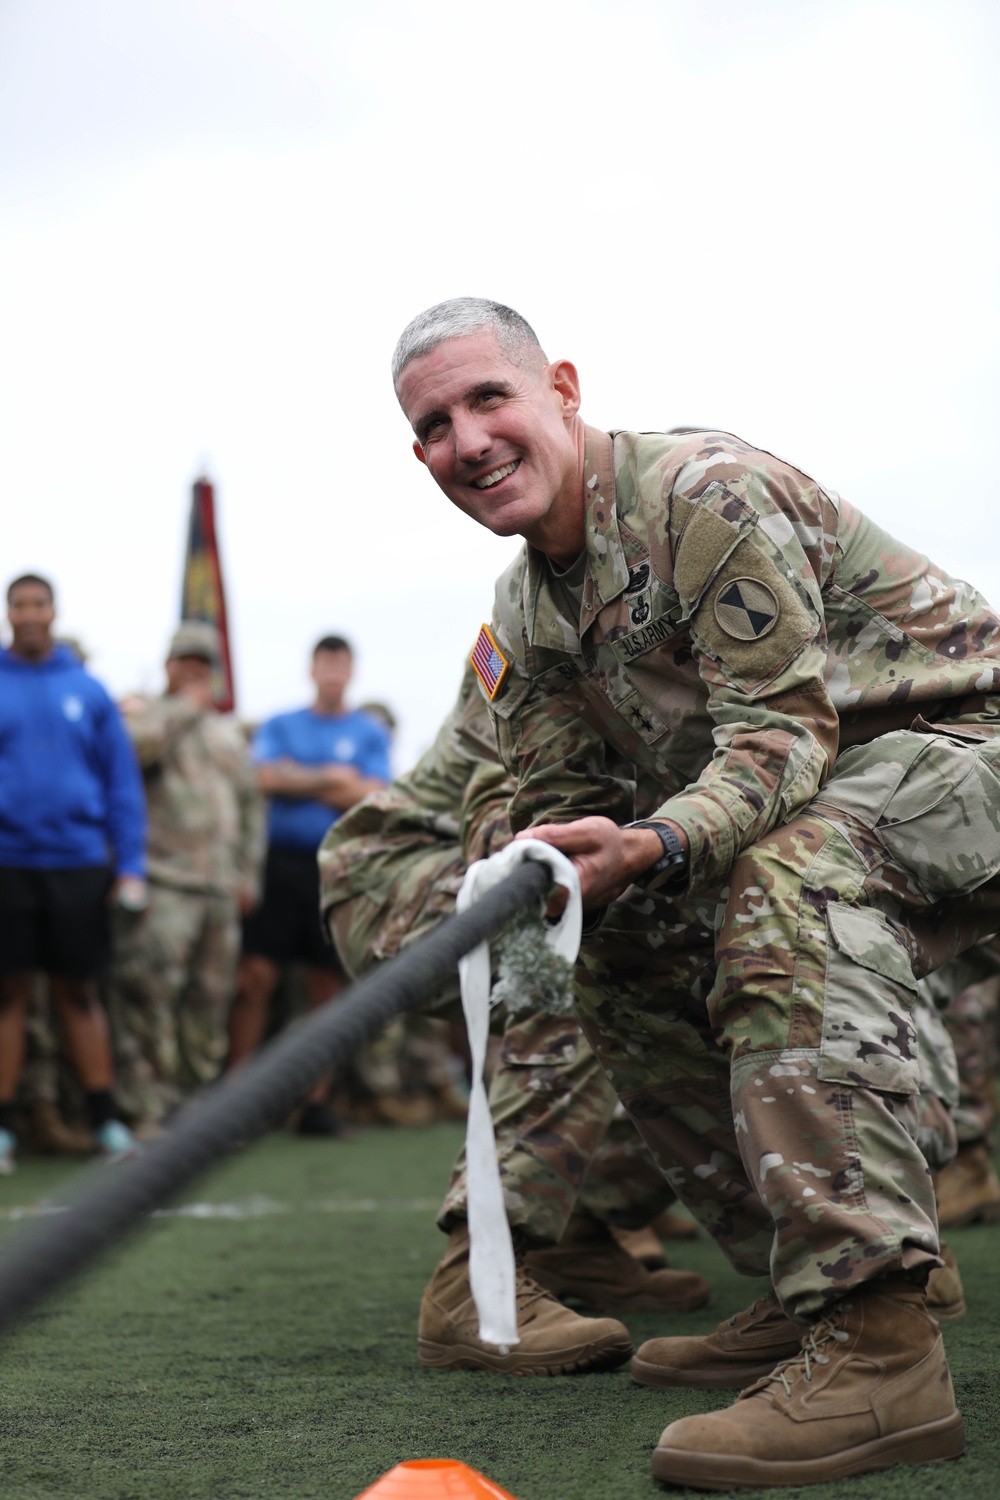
690, 534, 815, 690
713, 578, 779, 641
470, 624, 511, 700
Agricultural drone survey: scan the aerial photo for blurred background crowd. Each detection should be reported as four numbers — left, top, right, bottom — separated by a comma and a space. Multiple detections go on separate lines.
4, 550, 1000, 1283
0, 563, 471, 1178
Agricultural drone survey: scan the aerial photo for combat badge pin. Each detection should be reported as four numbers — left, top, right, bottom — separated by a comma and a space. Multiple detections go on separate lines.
714, 578, 779, 640
470, 624, 511, 699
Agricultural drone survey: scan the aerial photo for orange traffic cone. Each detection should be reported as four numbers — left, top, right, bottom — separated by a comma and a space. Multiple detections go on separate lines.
354, 1458, 519, 1498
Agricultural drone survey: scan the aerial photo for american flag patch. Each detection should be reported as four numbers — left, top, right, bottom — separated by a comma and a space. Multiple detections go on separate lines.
470, 624, 510, 700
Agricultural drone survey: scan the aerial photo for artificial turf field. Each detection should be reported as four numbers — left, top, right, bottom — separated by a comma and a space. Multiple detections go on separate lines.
0, 1125, 997, 1500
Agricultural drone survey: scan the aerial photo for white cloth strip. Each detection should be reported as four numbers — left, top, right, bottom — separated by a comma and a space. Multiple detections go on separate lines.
456, 839, 582, 1346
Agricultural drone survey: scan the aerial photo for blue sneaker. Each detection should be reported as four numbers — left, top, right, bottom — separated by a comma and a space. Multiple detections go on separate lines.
94, 1119, 138, 1163
0, 1128, 15, 1175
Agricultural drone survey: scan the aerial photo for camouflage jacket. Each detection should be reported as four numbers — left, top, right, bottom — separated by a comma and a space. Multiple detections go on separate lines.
489, 425, 1000, 895
317, 661, 514, 958
124, 695, 265, 896
319, 662, 513, 891
316, 653, 677, 945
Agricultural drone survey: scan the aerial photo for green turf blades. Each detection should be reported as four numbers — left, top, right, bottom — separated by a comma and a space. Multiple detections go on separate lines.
0, 862, 552, 1336
0, 1132, 994, 1500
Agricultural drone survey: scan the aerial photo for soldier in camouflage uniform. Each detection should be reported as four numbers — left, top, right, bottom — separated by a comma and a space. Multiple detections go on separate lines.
320, 661, 709, 1376
108, 623, 264, 1129
392, 297, 999, 1487
928, 938, 1000, 1226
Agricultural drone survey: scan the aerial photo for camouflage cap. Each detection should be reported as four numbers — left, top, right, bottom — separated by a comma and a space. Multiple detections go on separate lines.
168, 620, 221, 664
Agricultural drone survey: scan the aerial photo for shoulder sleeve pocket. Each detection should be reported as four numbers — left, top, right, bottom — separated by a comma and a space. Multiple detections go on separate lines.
487, 663, 535, 722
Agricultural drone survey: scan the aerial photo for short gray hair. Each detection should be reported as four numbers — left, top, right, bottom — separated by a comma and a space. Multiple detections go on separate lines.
392, 297, 545, 393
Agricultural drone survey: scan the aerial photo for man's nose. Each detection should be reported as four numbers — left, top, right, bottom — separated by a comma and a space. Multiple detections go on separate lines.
452, 410, 491, 462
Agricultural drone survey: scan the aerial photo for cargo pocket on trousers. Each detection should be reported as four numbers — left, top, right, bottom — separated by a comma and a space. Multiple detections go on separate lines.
874, 735, 1000, 898
817, 903, 920, 1095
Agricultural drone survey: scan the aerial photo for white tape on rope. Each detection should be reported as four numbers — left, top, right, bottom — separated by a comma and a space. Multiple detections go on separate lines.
456, 839, 582, 1347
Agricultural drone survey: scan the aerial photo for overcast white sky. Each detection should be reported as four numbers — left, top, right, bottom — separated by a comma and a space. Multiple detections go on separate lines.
1, 0, 997, 770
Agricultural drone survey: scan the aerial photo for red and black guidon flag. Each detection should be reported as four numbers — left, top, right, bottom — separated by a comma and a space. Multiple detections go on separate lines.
180, 476, 235, 712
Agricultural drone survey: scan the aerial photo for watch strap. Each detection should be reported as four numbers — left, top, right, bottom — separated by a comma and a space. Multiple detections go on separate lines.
624, 819, 687, 891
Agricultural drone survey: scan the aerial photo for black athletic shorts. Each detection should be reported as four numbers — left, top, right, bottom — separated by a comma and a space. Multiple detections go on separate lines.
0, 864, 114, 980
241, 845, 342, 972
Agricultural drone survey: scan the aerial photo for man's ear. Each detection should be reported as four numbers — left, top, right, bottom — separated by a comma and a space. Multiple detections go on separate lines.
412, 439, 427, 466
548, 359, 581, 418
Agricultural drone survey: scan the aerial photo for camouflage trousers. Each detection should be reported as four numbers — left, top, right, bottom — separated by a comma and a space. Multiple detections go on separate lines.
326, 859, 467, 1015
107, 884, 240, 1123
922, 940, 1000, 1145
327, 868, 467, 1104
947, 974, 1000, 1143
328, 865, 675, 1245
19, 977, 86, 1118
437, 1011, 676, 1243
353, 1014, 459, 1097
575, 728, 1000, 1321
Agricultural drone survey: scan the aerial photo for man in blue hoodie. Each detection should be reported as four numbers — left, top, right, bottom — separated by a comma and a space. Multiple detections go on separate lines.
0, 574, 146, 1171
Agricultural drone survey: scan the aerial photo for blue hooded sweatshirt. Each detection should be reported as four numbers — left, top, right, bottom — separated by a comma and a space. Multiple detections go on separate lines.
0, 644, 146, 875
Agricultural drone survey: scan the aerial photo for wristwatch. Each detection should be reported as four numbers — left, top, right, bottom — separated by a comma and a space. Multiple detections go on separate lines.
624, 819, 687, 891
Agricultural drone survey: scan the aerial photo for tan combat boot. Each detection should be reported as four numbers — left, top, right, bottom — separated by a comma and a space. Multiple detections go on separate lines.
653, 1208, 700, 1241
613, 1211, 700, 1269
612, 1224, 669, 1269
24, 1101, 93, 1156
418, 1224, 632, 1375
526, 1210, 710, 1315
431, 1082, 469, 1121
370, 1092, 436, 1127
925, 1242, 966, 1322
652, 1278, 965, 1489
631, 1289, 800, 1389
934, 1140, 1000, 1228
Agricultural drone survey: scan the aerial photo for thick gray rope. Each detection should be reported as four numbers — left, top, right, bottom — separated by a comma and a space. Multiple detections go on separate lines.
0, 859, 551, 1335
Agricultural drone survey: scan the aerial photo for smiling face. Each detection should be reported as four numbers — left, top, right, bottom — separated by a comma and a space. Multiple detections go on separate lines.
397, 330, 586, 564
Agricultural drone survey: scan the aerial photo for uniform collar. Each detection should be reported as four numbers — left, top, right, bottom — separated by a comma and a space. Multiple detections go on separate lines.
580, 425, 630, 611
524, 426, 630, 652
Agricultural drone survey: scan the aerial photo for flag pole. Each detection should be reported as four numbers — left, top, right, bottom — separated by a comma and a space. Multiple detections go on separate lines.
180, 476, 235, 712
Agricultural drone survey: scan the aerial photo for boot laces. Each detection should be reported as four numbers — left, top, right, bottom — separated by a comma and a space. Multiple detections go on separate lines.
771, 1316, 850, 1398
727, 1292, 774, 1328
512, 1256, 556, 1316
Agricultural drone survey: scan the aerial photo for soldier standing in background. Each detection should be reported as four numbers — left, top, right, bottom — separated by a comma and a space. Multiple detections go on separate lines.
109, 623, 264, 1133
930, 940, 1000, 1227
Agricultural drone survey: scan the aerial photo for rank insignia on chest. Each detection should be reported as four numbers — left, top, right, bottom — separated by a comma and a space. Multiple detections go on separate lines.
714, 578, 779, 640
470, 624, 511, 699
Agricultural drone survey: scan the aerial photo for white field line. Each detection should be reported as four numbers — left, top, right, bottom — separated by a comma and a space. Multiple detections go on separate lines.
0, 1195, 439, 1223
